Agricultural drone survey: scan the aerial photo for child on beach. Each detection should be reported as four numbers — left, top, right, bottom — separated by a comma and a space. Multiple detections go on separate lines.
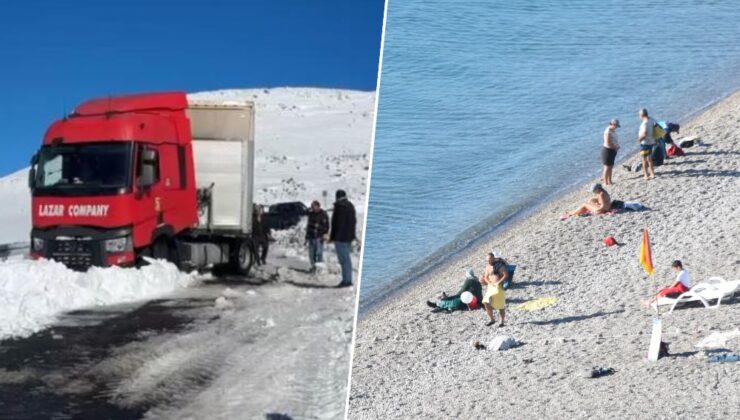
642, 260, 691, 307
481, 252, 507, 327
561, 183, 612, 220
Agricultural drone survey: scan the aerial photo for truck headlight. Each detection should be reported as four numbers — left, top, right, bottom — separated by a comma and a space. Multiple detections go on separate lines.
105, 236, 130, 253
32, 237, 45, 252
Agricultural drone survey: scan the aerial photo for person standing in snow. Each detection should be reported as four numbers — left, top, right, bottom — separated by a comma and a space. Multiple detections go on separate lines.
252, 204, 271, 266
329, 190, 356, 287
306, 200, 329, 272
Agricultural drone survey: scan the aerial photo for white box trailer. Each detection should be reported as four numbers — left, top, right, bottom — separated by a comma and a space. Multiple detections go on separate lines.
175, 100, 257, 274
186, 101, 255, 234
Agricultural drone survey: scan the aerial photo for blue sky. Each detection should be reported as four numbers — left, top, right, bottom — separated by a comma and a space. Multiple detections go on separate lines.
0, 0, 385, 176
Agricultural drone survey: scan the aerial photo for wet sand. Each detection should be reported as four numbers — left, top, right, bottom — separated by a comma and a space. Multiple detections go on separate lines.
348, 91, 740, 419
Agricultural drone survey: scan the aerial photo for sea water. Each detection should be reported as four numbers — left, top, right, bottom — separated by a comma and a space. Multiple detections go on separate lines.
359, 0, 740, 311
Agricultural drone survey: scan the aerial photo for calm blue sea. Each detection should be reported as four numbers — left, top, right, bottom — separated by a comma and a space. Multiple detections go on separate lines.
360, 0, 740, 311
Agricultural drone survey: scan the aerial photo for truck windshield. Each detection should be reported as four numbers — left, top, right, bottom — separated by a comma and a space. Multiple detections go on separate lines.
34, 142, 133, 196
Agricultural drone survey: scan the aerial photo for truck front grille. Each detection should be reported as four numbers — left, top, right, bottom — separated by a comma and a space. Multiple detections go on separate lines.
49, 239, 95, 271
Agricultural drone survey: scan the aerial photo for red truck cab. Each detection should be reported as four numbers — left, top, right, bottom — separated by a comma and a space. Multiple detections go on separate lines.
29, 92, 255, 273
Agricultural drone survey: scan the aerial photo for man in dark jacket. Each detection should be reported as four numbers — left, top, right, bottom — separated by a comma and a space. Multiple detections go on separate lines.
252, 204, 270, 266
306, 200, 329, 272
329, 189, 356, 287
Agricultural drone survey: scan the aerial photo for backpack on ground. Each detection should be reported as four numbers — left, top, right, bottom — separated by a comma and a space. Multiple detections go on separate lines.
651, 138, 666, 166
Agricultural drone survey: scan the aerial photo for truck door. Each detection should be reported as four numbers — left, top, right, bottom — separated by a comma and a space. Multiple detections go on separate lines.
132, 144, 162, 248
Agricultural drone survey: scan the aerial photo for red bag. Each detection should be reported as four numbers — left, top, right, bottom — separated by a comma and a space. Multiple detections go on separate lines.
667, 144, 685, 157
467, 295, 480, 310
603, 236, 617, 247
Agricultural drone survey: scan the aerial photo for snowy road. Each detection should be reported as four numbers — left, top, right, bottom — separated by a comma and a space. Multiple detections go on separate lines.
0, 267, 356, 420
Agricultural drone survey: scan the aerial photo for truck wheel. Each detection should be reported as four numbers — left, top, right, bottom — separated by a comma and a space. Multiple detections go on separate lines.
152, 237, 180, 268
233, 240, 254, 276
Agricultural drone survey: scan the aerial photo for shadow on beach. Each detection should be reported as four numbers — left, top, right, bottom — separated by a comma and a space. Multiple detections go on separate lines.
666, 159, 707, 165
659, 168, 740, 178
522, 309, 624, 326
509, 279, 562, 289
688, 149, 740, 157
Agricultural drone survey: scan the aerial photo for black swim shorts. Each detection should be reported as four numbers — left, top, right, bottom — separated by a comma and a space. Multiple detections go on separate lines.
601, 147, 617, 166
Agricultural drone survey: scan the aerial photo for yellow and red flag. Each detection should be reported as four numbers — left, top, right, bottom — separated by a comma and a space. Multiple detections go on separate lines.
639, 225, 654, 275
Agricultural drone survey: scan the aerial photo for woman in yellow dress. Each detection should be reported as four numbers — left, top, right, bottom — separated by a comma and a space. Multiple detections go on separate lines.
481, 252, 508, 327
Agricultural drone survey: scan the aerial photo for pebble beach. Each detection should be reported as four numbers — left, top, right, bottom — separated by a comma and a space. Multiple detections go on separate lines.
347, 91, 740, 419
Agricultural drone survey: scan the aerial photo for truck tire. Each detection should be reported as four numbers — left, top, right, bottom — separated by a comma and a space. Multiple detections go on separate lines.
232, 240, 254, 276
152, 237, 180, 268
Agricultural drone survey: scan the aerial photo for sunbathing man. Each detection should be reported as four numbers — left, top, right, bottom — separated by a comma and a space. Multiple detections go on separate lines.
481, 252, 507, 327
426, 269, 483, 312
642, 260, 691, 307
561, 183, 612, 219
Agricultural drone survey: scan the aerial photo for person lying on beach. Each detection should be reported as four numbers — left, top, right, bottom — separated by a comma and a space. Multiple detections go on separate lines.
426, 269, 483, 313
560, 183, 612, 220
642, 260, 691, 307
481, 252, 507, 327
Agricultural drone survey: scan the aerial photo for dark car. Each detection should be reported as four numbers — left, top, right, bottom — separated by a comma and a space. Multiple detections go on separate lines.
265, 201, 309, 230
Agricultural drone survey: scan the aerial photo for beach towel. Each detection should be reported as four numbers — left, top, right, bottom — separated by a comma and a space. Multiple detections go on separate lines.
623, 202, 646, 211
515, 297, 558, 311
707, 353, 740, 363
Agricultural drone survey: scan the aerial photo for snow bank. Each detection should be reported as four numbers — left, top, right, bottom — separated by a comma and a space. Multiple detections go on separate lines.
0, 258, 196, 339
0, 168, 31, 243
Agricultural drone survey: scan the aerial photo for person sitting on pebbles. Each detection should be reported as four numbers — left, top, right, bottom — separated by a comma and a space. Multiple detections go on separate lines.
561, 183, 612, 220
426, 269, 483, 313
642, 260, 691, 307
481, 252, 507, 327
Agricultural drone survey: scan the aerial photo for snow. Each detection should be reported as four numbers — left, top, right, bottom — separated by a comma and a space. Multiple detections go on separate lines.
0, 258, 196, 339
0, 168, 32, 243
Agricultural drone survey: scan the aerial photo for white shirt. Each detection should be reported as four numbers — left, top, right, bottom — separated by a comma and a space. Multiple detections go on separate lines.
639, 118, 655, 146
676, 269, 690, 288
603, 127, 619, 149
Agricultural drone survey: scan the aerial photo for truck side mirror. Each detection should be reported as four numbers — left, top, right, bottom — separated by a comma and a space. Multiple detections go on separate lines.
138, 164, 156, 188
137, 148, 157, 189
28, 167, 36, 190
28, 152, 38, 190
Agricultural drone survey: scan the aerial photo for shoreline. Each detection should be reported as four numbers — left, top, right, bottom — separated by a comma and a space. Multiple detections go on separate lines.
358, 85, 740, 317
348, 90, 740, 418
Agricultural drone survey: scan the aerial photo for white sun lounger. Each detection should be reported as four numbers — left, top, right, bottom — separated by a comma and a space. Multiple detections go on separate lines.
652, 277, 739, 315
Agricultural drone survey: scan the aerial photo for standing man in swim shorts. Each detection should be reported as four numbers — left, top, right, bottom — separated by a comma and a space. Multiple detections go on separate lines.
601, 118, 620, 186
638, 107, 656, 180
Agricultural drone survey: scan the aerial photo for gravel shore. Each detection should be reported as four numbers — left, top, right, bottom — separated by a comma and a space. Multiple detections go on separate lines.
348, 91, 740, 419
